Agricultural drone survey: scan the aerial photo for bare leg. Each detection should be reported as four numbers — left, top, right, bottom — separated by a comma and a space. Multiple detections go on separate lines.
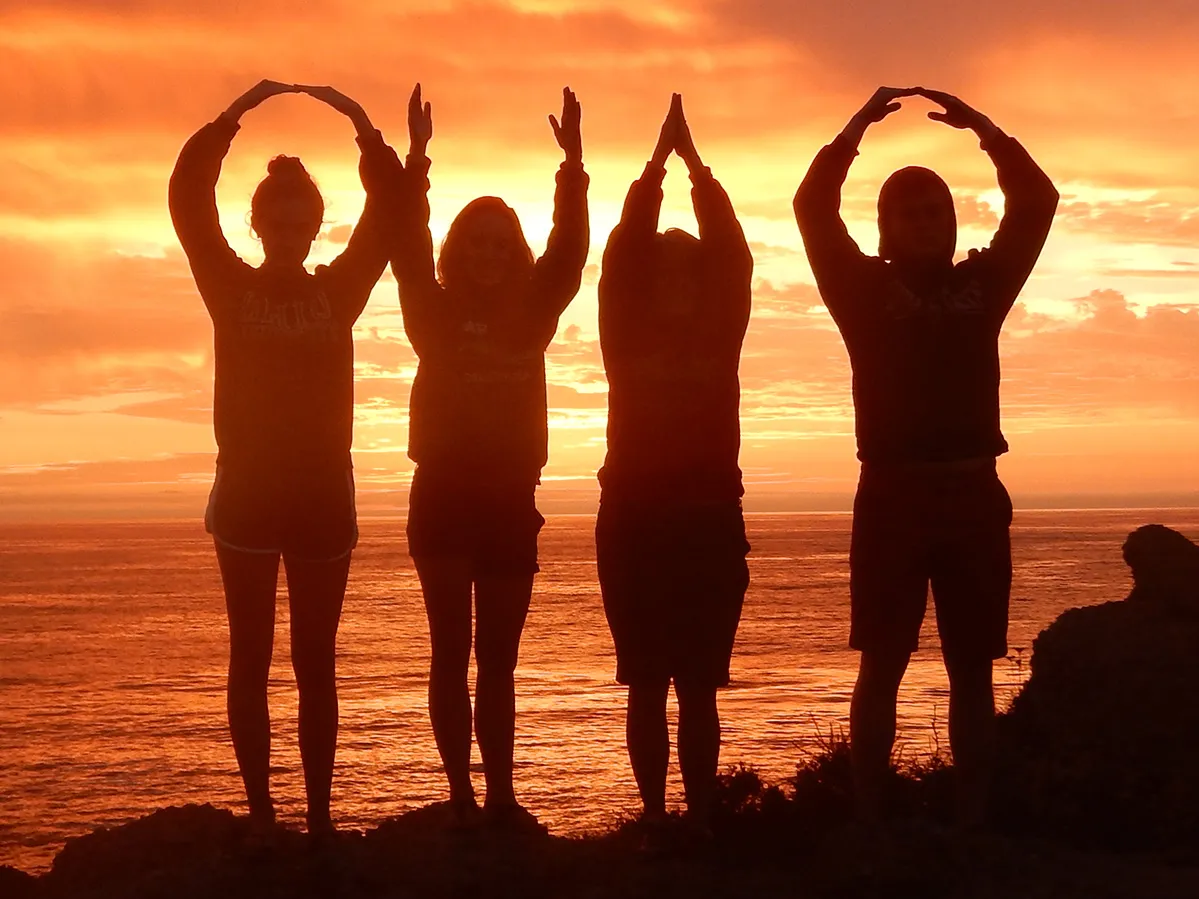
284, 552, 350, 835
473, 572, 534, 809
626, 681, 670, 818
216, 543, 280, 824
850, 649, 911, 824
675, 682, 720, 826
415, 555, 475, 805
944, 654, 995, 830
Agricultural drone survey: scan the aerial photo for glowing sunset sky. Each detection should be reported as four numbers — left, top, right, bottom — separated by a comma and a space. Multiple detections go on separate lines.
2, 0, 1199, 517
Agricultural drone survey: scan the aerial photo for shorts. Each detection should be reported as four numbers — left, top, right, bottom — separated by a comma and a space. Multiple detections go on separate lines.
405, 466, 544, 577
849, 462, 1013, 663
204, 465, 358, 562
596, 499, 750, 688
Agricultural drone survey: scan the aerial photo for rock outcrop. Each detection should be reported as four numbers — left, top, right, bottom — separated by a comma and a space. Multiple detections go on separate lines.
0, 865, 38, 899
997, 524, 1199, 848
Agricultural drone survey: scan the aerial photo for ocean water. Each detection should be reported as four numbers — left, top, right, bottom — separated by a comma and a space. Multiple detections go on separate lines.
1, 509, 1193, 873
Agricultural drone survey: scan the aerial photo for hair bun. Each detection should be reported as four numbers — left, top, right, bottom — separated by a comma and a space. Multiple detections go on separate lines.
266, 155, 310, 179
251, 154, 324, 229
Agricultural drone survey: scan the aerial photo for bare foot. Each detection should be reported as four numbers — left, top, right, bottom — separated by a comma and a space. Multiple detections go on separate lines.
483, 801, 547, 836
306, 812, 337, 843
448, 795, 483, 832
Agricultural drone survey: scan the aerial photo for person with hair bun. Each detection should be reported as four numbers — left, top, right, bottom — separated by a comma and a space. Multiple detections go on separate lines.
169, 79, 395, 837
377, 84, 589, 831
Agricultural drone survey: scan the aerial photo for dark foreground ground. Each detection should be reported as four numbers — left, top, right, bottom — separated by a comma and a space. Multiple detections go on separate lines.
5, 737, 1198, 899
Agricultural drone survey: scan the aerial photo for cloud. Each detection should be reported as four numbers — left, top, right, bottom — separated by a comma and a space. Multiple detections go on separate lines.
0, 239, 212, 406
1056, 198, 1199, 247
0, 3, 704, 137
704, 0, 1199, 75
2, 0, 1197, 256
1001, 289, 1199, 421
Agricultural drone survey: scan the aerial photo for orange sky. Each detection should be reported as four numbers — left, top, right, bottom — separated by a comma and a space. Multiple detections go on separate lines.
2, 0, 1199, 518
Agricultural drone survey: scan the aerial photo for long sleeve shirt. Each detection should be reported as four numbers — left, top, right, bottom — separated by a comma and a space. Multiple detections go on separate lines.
598, 162, 753, 503
168, 117, 391, 474
793, 132, 1059, 465
380, 153, 591, 486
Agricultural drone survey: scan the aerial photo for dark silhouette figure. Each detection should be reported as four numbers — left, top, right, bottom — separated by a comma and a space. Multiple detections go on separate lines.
372, 85, 589, 830
598, 94, 752, 833
168, 80, 392, 836
793, 86, 1058, 829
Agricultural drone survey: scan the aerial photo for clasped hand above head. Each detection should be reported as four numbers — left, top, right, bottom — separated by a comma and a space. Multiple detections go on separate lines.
219, 79, 376, 138
650, 92, 704, 174
841, 86, 1002, 148
218, 79, 299, 123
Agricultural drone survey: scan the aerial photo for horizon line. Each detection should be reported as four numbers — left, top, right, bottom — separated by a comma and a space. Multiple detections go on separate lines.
5, 502, 1199, 527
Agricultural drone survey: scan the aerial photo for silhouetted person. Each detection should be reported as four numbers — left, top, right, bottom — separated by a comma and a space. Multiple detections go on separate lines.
794, 87, 1058, 829
169, 80, 392, 836
598, 94, 752, 835
377, 85, 589, 830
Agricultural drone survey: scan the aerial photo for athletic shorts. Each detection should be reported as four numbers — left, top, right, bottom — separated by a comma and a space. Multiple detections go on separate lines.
849, 462, 1012, 663
405, 466, 544, 577
204, 465, 358, 562
596, 499, 750, 688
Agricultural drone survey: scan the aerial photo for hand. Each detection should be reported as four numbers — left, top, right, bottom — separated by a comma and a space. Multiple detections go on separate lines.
672, 94, 703, 173
408, 83, 433, 155
221, 79, 299, 122
650, 93, 680, 168
295, 84, 364, 118
917, 88, 1000, 141
841, 86, 922, 146
549, 86, 582, 164
294, 84, 374, 135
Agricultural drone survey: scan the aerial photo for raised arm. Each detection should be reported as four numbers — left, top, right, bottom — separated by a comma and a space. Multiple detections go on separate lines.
379, 84, 441, 350
605, 95, 675, 260
533, 87, 590, 319
793, 87, 919, 314
611, 163, 666, 248
168, 80, 296, 305
598, 101, 674, 362
674, 95, 753, 290
918, 89, 1059, 315
296, 85, 393, 324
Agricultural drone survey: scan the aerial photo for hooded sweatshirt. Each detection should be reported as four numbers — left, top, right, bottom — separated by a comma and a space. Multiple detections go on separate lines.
168, 117, 391, 475
793, 132, 1058, 465
375, 151, 590, 488
598, 162, 753, 503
